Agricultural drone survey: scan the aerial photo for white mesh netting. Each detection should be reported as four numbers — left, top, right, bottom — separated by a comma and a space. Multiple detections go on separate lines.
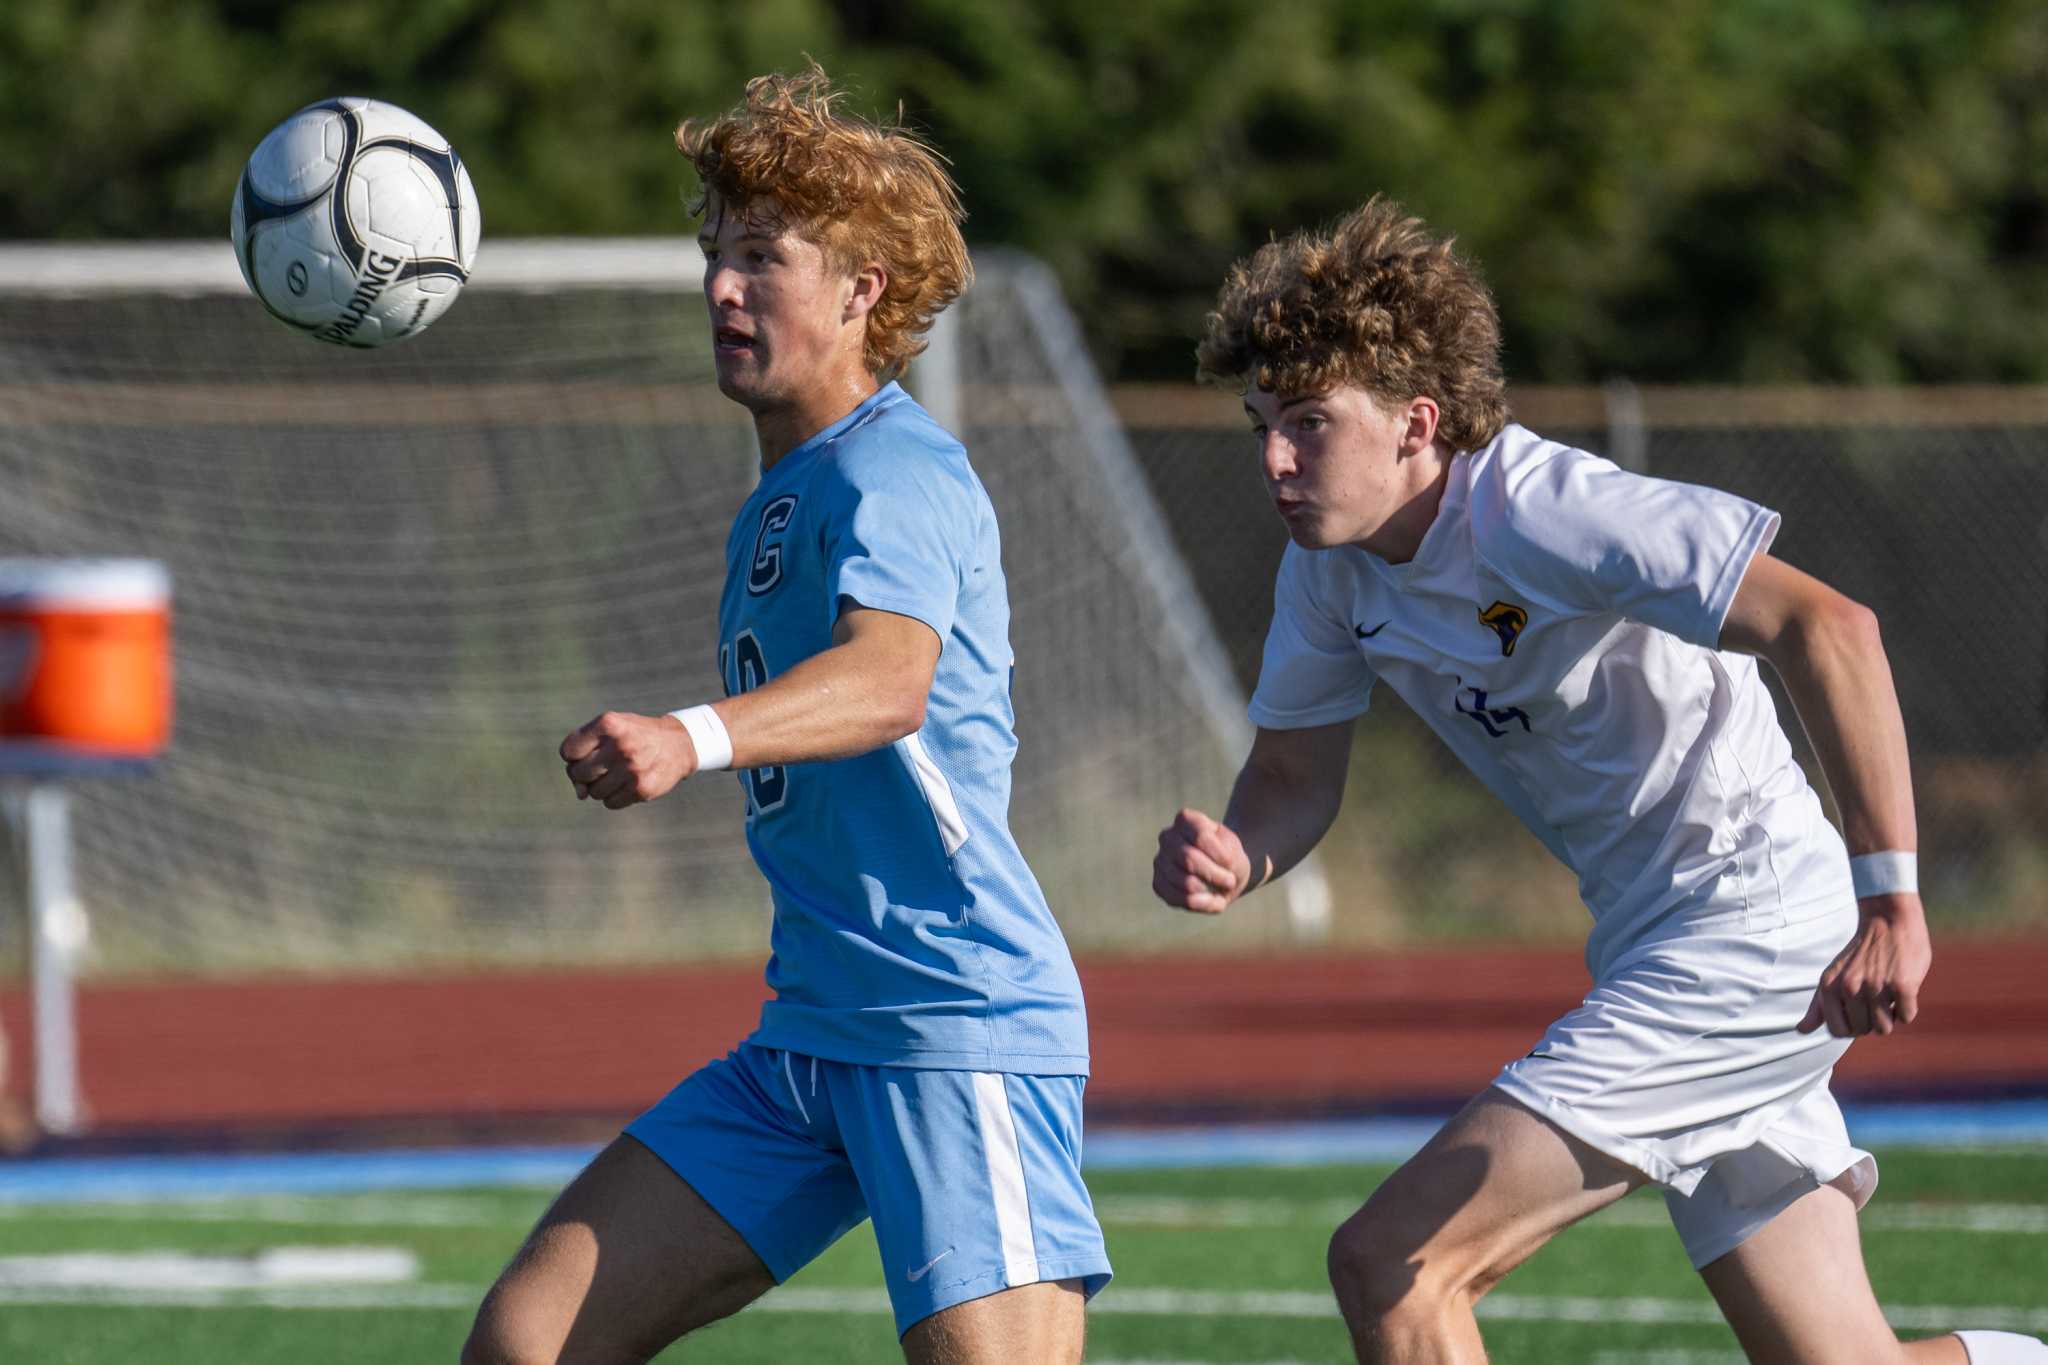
0, 241, 1302, 976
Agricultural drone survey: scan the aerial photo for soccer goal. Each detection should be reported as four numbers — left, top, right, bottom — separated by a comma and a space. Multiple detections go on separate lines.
0, 239, 1329, 1113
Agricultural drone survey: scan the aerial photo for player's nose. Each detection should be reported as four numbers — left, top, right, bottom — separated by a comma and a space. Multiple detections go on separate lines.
704, 264, 745, 310
1260, 432, 1297, 482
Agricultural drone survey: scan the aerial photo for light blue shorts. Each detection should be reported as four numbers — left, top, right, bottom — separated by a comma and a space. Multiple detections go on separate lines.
624, 1043, 1112, 1336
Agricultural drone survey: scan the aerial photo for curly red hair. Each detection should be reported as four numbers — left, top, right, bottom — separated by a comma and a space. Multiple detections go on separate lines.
1197, 196, 1508, 452
677, 63, 971, 381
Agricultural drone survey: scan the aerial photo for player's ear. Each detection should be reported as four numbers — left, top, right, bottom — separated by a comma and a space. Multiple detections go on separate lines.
844, 262, 887, 323
1402, 396, 1441, 453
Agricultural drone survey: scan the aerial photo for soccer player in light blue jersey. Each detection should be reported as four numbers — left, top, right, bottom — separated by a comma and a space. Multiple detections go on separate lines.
464, 66, 1107, 1365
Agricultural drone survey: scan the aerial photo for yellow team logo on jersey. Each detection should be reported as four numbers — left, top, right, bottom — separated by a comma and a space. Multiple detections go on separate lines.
1478, 601, 1529, 656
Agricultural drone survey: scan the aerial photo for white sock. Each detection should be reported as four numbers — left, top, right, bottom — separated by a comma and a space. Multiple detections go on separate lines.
1956, 1331, 2048, 1364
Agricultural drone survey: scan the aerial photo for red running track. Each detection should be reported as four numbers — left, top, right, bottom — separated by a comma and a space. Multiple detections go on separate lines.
3, 944, 2047, 1141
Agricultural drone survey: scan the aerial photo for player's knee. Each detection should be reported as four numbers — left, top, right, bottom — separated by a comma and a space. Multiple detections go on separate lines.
456, 1329, 502, 1365
1328, 1212, 1421, 1320
1326, 1211, 1476, 1328
458, 1321, 515, 1365
459, 1289, 561, 1365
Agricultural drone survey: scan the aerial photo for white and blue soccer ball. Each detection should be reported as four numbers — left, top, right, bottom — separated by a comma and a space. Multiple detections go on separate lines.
231, 97, 480, 347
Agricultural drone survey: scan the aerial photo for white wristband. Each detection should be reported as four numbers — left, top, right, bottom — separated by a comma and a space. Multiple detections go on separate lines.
668, 704, 733, 772
1849, 851, 1917, 899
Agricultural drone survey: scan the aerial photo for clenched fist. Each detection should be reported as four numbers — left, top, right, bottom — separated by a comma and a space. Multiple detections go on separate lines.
560, 710, 699, 811
1797, 896, 1931, 1037
1153, 807, 1253, 914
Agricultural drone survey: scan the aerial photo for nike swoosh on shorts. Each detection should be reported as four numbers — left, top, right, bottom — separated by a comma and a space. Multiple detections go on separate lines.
907, 1248, 955, 1282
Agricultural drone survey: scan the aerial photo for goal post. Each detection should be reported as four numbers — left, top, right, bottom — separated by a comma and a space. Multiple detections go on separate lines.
915, 251, 1331, 938
0, 239, 1325, 1069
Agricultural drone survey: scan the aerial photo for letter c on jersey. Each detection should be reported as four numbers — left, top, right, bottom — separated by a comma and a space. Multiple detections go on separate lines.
748, 495, 799, 595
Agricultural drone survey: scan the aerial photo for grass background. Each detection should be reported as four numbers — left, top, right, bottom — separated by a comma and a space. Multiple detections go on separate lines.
2, 1147, 2044, 1363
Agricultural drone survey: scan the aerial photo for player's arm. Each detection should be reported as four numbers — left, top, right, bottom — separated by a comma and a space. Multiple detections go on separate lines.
1719, 550, 1928, 1037
1153, 720, 1353, 914
560, 606, 939, 810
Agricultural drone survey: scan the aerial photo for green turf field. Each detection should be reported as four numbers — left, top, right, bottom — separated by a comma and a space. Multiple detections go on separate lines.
2, 1148, 2043, 1364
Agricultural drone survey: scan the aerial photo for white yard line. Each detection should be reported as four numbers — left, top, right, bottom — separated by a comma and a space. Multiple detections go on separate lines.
0, 1282, 480, 1309
19, 1190, 2039, 1238
1594, 1200, 2048, 1235
1, 1262, 2043, 1335
10, 1191, 2042, 1238
1093, 1195, 1363, 1228
764, 1287, 2048, 1334
0, 1193, 514, 1228
0, 1247, 420, 1291
1093, 1195, 2048, 1236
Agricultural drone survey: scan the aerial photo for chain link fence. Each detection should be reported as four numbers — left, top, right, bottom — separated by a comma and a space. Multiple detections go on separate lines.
1119, 383, 2048, 945
0, 246, 1289, 982
0, 234, 2040, 979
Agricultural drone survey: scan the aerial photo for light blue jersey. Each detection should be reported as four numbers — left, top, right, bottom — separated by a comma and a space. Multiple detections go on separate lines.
716, 382, 1088, 1075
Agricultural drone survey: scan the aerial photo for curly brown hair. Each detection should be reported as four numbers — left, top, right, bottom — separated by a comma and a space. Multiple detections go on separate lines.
1196, 196, 1508, 452
676, 63, 971, 380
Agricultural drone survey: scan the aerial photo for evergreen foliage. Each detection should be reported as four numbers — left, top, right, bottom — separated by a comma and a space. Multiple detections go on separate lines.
3, 0, 2042, 380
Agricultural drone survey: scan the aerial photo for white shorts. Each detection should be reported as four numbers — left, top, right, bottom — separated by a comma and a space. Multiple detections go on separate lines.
1492, 902, 1878, 1268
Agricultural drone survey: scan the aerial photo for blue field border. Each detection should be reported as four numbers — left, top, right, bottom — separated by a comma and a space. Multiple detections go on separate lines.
2, 1101, 2044, 1205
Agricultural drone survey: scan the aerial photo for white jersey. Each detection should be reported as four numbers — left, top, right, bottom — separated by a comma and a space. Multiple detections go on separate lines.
1249, 423, 1853, 970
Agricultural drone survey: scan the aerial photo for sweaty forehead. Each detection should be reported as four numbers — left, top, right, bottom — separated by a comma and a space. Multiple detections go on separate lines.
700, 192, 808, 243
1243, 388, 1318, 418
1247, 384, 1400, 420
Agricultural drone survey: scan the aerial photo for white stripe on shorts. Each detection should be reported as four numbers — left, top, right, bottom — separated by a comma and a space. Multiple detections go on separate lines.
971, 1071, 1039, 1286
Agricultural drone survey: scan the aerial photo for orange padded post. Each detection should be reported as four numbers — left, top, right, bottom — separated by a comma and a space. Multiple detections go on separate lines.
0, 560, 171, 757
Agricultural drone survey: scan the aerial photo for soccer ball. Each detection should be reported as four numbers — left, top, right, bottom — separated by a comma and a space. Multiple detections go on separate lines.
231, 97, 480, 347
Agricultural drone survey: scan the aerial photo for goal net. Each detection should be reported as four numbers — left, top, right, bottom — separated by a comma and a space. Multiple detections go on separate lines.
0, 240, 1326, 981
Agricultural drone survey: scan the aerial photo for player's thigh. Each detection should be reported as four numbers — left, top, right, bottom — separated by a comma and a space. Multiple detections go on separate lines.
901, 1278, 1088, 1365
829, 1067, 1110, 1339
1334, 1087, 1646, 1301
1697, 1182, 1935, 1365
464, 1135, 775, 1365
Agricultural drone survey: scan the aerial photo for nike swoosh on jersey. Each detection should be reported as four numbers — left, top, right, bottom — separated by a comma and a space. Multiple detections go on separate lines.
906, 1248, 955, 1282
1355, 620, 1390, 639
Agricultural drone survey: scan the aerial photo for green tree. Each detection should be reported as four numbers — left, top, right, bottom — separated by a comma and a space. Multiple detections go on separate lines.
3, 0, 2043, 382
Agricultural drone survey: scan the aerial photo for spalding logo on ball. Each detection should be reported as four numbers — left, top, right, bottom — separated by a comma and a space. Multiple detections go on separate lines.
231, 98, 480, 347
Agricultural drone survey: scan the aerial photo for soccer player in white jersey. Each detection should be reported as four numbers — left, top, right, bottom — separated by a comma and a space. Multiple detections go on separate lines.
1152, 197, 2045, 1365
463, 67, 1108, 1365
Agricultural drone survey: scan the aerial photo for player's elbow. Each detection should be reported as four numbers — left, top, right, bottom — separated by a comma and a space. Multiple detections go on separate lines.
1768, 589, 1882, 677
879, 686, 928, 743
1843, 596, 1883, 651
1806, 592, 1884, 666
